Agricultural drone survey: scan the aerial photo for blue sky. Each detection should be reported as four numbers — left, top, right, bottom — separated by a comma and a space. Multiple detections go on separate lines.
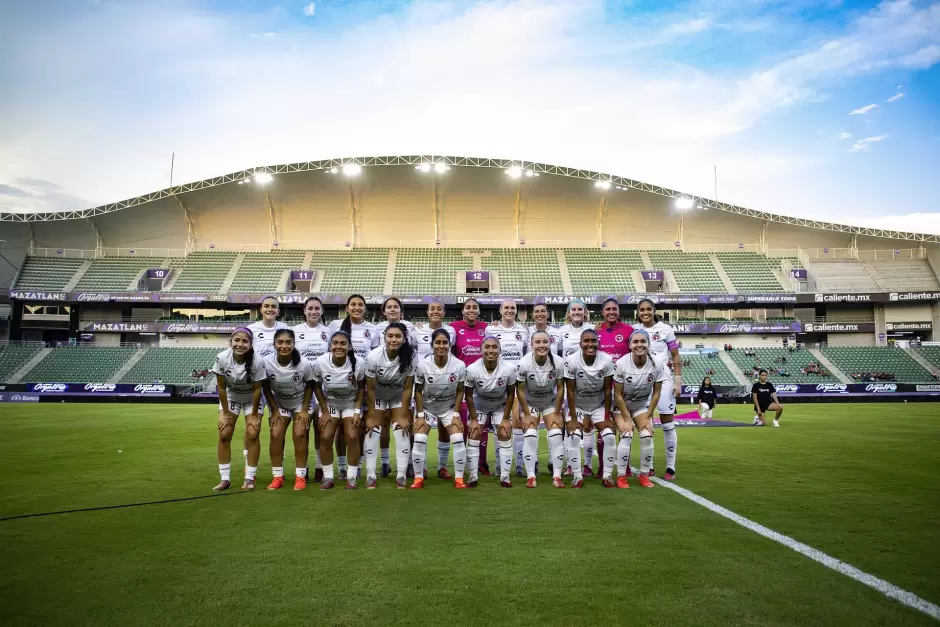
1, 0, 938, 232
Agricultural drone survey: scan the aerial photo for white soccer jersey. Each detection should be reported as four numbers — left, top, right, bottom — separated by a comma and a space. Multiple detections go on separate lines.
614, 353, 667, 404
527, 325, 562, 353
465, 359, 517, 414
376, 320, 415, 348
642, 321, 678, 373
211, 348, 267, 404
328, 319, 380, 360
485, 323, 528, 364
558, 323, 594, 357
313, 353, 365, 407
365, 346, 416, 402
516, 352, 564, 409
262, 354, 315, 411
247, 320, 289, 359
410, 324, 457, 359
415, 354, 466, 416
564, 351, 614, 412
292, 322, 330, 362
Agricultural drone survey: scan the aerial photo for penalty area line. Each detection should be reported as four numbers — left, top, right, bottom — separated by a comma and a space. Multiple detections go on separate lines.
640, 469, 940, 621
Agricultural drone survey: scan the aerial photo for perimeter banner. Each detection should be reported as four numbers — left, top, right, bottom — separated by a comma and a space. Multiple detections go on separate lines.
680, 383, 939, 396
24, 383, 174, 396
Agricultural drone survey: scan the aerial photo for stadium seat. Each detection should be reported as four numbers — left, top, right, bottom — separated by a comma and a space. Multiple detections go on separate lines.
0, 343, 43, 382
564, 249, 644, 293
393, 249, 471, 294
14, 257, 84, 290
228, 250, 307, 293
678, 354, 737, 386
486, 249, 564, 294
714, 253, 788, 292
167, 252, 238, 293
121, 347, 222, 384
312, 248, 389, 293
820, 347, 933, 383
75, 256, 170, 291
861, 260, 940, 291
728, 347, 834, 384
915, 346, 940, 370
647, 251, 726, 293
21, 346, 139, 383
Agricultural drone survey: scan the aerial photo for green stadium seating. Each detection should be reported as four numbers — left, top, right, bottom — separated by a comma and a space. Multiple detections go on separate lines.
564, 249, 644, 293
0, 344, 43, 382
728, 347, 834, 384
820, 347, 933, 383
75, 256, 170, 291
679, 354, 737, 386
15, 257, 84, 290
121, 347, 222, 384
714, 253, 787, 292
647, 251, 726, 293
486, 249, 564, 294
229, 250, 307, 293
393, 249, 470, 294
312, 248, 389, 293
915, 347, 940, 370
167, 252, 237, 293
22, 346, 138, 382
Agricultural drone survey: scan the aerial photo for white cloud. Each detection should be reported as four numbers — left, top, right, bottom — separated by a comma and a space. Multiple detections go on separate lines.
849, 134, 888, 152
849, 103, 878, 115
303, 3, 315, 17
663, 17, 712, 36
839, 132, 852, 140
886, 91, 904, 102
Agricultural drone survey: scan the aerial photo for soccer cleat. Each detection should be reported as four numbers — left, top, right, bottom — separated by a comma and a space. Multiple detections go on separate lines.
406, 464, 415, 478
213, 480, 231, 492
241, 478, 255, 490
339, 468, 348, 480
570, 478, 584, 489
582, 465, 594, 477
410, 478, 425, 489
293, 476, 307, 491
267, 476, 285, 491
535, 461, 540, 475
500, 480, 513, 488
365, 477, 377, 489
624, 466, 634, 477
320, 479, 335, 490
648, 467, 656, 477
479, 463, 492, 476
515, 466, 525, 478
552, 477, 565, 489
616, 476, 630, 489
423, 469, 428, 479
313, 468, 323, 482
468, 479, 479, 488
563, 465, 573, 476
454, 478, 468, 489
526, 477, 537, 489
773, 420, 780, 428
664, 469, 676, 481
602, 477, 616, 488
438, 467, 452, 480
638, 475, 655, 488
396, 477, 407, 489
381, 462, 392, 477
345, 479, 358, 490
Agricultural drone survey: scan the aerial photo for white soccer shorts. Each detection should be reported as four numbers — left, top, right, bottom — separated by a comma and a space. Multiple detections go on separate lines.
656, 379, 676, 415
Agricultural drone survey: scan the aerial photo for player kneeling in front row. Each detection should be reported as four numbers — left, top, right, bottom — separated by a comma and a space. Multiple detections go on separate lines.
313, 331, 366, 489
364, 323, 416, 489
466, 337, 517, 487
413, 329, 468, 489
752, 369, 784, 427
515, 331, 565, 488
564, 329, 615, 488
612, 329, 664, 489
212, 328, 266, 491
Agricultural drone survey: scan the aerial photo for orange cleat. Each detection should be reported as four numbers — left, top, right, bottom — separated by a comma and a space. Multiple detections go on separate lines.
438, 468, 452, 480
526, 477, 537, 489
454, 478, 468, 489
293, 476, 306, 491
570, 478, 584, 489
267, 476, 285, 490
616, 476, 630, 489
552, 477, 565, 488
213, 480, 231, 492
410, 478, 425, 489
638, 475, 655, 488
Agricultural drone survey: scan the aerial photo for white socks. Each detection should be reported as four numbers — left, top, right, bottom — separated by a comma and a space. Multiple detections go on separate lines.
322, 463, 334, 481
568, 429, 583, 480
662, 421, 677, 471
246, 466, 257, 480
583, 428, 595, 470
498, 438, 513, 481
639, 428, 654, 475
438, 442, 451, 471
219, 463, 231, 481
272, 466, 284, 478
450, 433, 467, 479
364, 426, 381, 480
315, 451, 322, 470
513, 428, 524, 470
393, 424, 410, 479
547, 429, 564, 479
523, 428, 539, 479
337, 455, 347, 473
467, 439, 480, 481
347, 464, 360, 481
600, 427, 616, 478
296, 467, 307, 478
617, 433, 632, 477
412, 433, 429, 480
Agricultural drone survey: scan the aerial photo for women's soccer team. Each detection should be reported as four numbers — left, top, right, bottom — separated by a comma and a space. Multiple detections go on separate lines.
211, 294, 682, 492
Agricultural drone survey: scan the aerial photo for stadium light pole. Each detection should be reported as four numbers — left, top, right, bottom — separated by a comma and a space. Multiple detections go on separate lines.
253, 173, 278, 249
416, 162, 451, 246
595, 180, 613, 248
342, 164, 362, 247
674, 196, 694, 250
505, 166, 539, 246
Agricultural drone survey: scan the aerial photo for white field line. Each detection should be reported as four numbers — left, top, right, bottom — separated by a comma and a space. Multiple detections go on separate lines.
637, 469, 940, 621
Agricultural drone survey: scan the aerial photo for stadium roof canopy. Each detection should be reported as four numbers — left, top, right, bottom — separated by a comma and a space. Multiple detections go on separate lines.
2, 154, 936, 243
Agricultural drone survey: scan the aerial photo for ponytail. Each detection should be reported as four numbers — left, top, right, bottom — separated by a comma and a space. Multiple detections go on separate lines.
385, 322, 415, 372
245, 347, 256, 374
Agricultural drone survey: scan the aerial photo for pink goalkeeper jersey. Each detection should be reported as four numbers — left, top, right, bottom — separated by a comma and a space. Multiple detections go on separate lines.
451, 320, 488, 367
597, 321, 634, 362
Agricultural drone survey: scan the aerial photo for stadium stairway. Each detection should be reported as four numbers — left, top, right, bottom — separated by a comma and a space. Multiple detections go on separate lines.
555, 250, 574, 294
709, 256, 736, 293
808, 349, 852, 383
108, 347, 149, 383
63, 260, 92, 291
8, 348, 51, 384
718, 352, 749, 385
904, 348, 940, 379
218, 254, 245, 294
384, 249, 397, 293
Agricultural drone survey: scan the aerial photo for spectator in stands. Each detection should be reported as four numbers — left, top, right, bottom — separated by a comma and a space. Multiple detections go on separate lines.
191, 369, 199, 379
696, 376, 717, 419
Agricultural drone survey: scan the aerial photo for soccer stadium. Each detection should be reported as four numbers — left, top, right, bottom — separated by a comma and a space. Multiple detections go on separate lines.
2, 156, 939, 626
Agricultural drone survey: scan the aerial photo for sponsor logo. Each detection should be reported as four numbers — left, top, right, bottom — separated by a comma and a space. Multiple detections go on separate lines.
804, 323, 865, 333
84, 383, 116, 392
77, 292, 111, 302
815, 383, 847, 393
890, 292, 940, 301
32, 383, 67, 392
682, 385, 700, 395
0, 385, 5, 391
865, 383, 897, 393
775, 384, 800, 393
10, 291, 67, 301
165, 323, 201, 333
718, 323, 752, 333
814, 293, 872, 303
365, 296, 385, 305
915, 384, 940, 392
886, 322, 932, 331
91, 322, 153, 332
8, 394, 40, 402
745, 294, 797, 303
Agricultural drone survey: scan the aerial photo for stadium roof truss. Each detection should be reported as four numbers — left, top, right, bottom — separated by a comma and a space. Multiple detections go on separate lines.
2, 155, 936, 243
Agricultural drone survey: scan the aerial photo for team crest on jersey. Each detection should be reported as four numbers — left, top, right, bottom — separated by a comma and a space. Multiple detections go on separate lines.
292, 374, 300, 383
321, 332, 328, 341
478, 328, 484, 337
548, 372, 556, 380
515, 333, 522, 341
615, 334, 623, 342
652, 333, 662, 341
496, 379, 504, 387
364, 330, 371, 338
449, 374, 457, 383
647, 374, 654, 383
346, 374, 355, 383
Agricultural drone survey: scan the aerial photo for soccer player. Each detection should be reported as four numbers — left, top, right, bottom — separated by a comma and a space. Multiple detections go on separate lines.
413, 328, 468, 489
752, 369, 783, 427
211, 328, 265, 491
594, 298, 634, 478
636, 298, 682, 481
697, 376, 717, 419
451, 298, 491, 474
558, 299, 593, 358
410, 299, 457, 478
485, 300, 529, 476
313, 330, 366, 489
564, 329, 614, 488
612, 329, 664, 489
245, 296, 288, 469
528, 303, 562, 350
465, 336, 517, 487
293, 296, 330, 481
364, 322, 416, 489
262, 329, 316, 490
328, 295, 379, 478
515, 330, 565, 488
375, 297, 413, 477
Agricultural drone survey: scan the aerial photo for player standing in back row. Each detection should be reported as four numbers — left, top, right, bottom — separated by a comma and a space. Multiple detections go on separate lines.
451, 298, 491, 475
594, 298, 633, 479
485, 300, 528, 476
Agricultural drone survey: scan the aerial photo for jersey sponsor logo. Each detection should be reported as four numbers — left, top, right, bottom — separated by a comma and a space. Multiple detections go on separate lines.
461, 346, 481, 356
502, 351, 523, 360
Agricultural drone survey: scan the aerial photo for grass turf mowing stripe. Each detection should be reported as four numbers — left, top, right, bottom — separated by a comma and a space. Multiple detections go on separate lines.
0, 490, 251, 522
643, 469, 940, 622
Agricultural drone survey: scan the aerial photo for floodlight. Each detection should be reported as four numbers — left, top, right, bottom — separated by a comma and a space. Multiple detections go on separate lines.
525, 170, 534, 178
254, 173, 274, 185
329, 168, 338, 174
674, 197, 694, 210
342, 164, 362, 177
416, 163, 432, 173
434, 162, 450, 173
506, 166, 522, 179
594, 180, 611, 190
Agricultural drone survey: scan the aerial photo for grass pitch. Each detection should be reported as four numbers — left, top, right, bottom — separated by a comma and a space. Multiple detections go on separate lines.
0, 402, 938, 626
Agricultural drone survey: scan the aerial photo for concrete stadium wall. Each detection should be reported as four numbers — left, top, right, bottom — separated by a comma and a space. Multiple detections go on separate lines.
885, 304, 933, 322
159, 335, 227, 347
437, 167, 516, 247
184, 183, 271, 249
0, 223, 32, 289
32, 219, 98, 251
825, 333, 875, 346
94, 198, 188, 251
683, 334, 786, 348
523, 175, 600, 246
92, 334, 122, 346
